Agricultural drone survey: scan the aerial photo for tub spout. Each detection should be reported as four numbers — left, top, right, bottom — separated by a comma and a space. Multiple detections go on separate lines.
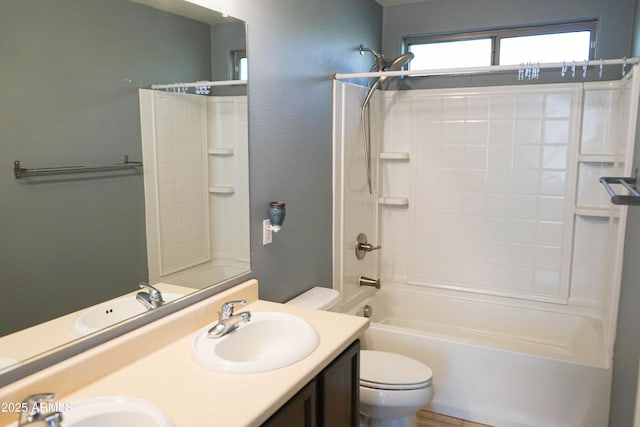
359, 275, 381, 289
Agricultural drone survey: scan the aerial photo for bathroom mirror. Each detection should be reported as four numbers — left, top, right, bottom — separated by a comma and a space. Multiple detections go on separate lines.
0, 0, 249, 374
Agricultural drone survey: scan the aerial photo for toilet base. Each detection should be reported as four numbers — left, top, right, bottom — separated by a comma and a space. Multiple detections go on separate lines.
359, 413, 418, 427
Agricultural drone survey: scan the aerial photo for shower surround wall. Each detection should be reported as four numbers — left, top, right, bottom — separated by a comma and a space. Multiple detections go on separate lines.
139, 90, 249, 288
333, 82, 380, 309
333, 69, 638, 425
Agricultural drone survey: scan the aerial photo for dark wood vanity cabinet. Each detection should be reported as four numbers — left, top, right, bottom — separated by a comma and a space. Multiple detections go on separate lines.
263, 380, 318, 427
317, 339, 360, 426
263, 340, 360, 427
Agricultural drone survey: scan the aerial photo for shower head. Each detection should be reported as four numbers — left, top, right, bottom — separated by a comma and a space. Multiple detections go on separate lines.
360, 49, 415, 110
358, 45, 414, 72
386, 52, 414, 71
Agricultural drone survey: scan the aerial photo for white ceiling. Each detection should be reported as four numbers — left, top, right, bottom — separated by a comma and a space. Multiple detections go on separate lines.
130, 0, 239, 24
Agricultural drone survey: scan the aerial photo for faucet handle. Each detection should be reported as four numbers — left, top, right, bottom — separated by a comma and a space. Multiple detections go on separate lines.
19, 393, 62, 426
139, 282, 163, 302
221, 299, 247, 318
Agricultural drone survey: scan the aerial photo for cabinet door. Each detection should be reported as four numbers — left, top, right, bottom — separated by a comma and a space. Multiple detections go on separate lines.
263, 379, 317, 427
318, 340, 360, 427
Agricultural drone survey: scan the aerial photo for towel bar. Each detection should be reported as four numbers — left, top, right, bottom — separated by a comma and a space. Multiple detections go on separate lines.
599, 174, 640, 206
14, 156, 142, 179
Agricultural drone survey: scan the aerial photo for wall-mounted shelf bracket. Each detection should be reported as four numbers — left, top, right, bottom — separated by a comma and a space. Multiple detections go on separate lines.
600, 169, 640, 206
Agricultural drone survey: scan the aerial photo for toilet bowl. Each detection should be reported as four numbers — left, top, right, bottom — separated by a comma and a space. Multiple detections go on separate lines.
286, 287, 434, 427
359, 350, 433, 427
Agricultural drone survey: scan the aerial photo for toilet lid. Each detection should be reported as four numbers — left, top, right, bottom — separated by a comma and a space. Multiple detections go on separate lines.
360, 350, 432, 391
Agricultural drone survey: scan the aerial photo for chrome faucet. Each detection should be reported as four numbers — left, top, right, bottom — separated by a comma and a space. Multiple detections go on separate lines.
207, 299, 251, 338
359, 275, 381, 289
18, 393, 63, 427
136, 282, 164, 310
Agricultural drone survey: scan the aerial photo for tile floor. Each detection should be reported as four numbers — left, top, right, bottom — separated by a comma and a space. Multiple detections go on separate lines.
417, 409, 493, 427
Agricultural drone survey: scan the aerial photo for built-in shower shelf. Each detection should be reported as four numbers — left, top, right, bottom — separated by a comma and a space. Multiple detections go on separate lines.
378, 196, 409, 207
574, 206, 618, 218
209, 186, 235, 194
379, 152, 410, 160
208, 147, 235, 156
577, 154, 616, 163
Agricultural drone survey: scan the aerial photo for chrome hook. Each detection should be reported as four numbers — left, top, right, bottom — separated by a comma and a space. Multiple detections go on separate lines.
599, 59, 604, 79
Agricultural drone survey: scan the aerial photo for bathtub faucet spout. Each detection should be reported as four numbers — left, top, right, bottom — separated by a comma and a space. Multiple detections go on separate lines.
359, 275, 381, 289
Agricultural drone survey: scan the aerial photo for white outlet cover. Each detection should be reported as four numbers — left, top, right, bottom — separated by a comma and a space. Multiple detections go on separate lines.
263, 219, 272, 245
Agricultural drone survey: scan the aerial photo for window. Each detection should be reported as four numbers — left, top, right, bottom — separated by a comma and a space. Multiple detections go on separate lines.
409, 38, 492, 70
406, 21, 596, 71
232, 50, 247, 80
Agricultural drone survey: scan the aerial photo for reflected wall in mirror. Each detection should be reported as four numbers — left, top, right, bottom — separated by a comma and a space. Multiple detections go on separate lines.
0, 0, 248, 370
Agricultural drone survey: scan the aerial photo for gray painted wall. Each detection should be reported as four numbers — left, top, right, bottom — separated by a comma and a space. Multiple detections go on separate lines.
2, 0, 382, 332
217, 0, 382, 302
382, 0, 635, 59
1, 0, 212, 334
382, 1, 637, 425
612, 2, 640, 425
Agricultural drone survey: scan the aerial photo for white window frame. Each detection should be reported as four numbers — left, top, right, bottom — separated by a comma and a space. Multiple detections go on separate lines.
232, 50, 247, 80
405, 21, 597, 68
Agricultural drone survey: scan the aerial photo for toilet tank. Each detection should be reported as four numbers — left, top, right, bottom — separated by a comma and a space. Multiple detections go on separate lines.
286, 287, 340, 311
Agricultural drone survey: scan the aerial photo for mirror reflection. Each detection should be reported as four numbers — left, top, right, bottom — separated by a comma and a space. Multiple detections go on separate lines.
0, 0, 249, 371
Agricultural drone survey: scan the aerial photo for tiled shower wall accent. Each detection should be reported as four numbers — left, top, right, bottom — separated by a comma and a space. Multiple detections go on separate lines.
207, 96, 250, 269
378, 81, 634, 307
152, 92, 211, 276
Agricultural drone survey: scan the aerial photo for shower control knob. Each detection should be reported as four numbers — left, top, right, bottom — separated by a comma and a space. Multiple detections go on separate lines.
355, 233, 381, 260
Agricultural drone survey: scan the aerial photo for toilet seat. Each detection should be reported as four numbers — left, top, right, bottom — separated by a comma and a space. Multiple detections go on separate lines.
360, 350, 433, 391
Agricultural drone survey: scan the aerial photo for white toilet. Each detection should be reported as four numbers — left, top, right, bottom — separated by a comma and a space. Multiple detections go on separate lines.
286, 287, 434, 427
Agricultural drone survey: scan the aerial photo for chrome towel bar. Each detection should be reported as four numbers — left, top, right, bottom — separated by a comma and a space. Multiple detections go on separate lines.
599, 173, 640, 206
14, 156, 142, 179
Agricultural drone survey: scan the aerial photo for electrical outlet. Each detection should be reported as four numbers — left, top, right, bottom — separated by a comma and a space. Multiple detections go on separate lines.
262, 219, 272, 245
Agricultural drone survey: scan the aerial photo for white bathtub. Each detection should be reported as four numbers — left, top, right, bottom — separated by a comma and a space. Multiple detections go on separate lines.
345, 285, 612, 427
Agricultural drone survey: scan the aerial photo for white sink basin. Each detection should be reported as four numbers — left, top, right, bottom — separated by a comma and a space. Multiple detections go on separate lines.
71, 293, 184, 337
192, 311, 320, 374
8, 396, 174, 427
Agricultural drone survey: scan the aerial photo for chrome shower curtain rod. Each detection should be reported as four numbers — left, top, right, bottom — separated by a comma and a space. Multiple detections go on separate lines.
334, 57, 640, 80
151, 79, 247, 90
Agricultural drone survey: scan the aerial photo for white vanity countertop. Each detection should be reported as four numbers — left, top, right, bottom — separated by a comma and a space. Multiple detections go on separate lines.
60, 299, 368, 426
0, 283, 193, 363
0, 280, 369, 426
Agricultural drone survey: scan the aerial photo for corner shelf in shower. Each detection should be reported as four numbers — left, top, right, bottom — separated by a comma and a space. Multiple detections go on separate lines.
577, 154, 617, 163
209, 186, 235, 195
379, 152, 410, 161
378, 196, 409, 207
208, 147, 235, 156
574, 206, 619, 218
